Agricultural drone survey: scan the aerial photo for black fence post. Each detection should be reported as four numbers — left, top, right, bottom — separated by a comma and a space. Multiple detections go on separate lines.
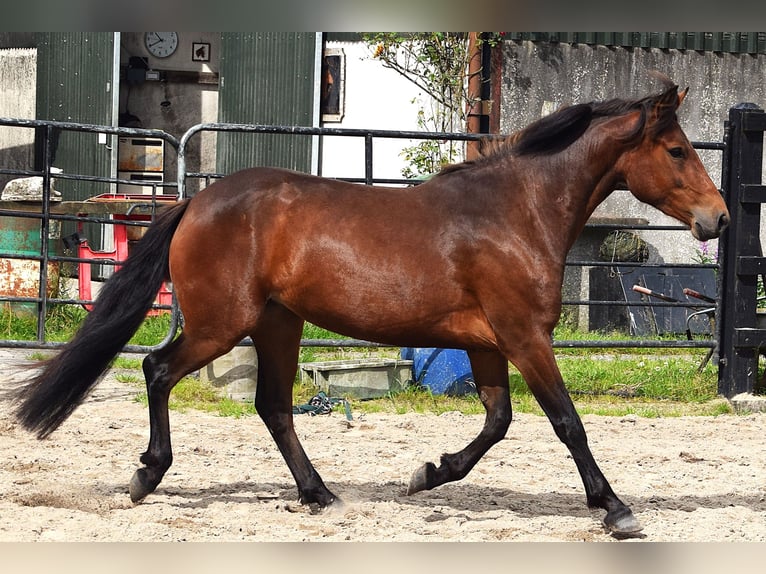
718, 103, 766, 397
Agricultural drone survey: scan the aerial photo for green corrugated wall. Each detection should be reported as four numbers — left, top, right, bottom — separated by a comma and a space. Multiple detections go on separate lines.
35, 32, 114, 201
35, 32, 114, 263
217, 32, 317, 175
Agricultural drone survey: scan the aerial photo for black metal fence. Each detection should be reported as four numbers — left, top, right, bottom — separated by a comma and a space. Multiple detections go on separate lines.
1, 115, 761, 397
0, 118, 180, 351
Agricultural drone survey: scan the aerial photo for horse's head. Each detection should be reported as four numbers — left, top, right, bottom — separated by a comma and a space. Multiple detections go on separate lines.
615, 84, 729, 241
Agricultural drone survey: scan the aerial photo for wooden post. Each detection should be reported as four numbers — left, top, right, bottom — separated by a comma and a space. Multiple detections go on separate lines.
465, 32, 500, 161
717, 103, 766, 397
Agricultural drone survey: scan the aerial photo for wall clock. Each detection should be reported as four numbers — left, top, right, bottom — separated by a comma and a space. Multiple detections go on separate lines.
144, 32, 179, 58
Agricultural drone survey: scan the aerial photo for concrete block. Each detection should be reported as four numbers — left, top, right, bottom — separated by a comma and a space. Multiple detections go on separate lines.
200, 346, 258, 402
299, 359, 413, 400
730, 393, 766, 413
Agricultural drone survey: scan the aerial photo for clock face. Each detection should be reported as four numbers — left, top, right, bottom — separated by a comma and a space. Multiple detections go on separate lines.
144, 32, 179, 58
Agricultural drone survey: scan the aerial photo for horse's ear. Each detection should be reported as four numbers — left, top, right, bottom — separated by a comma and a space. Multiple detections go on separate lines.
677, 87, 689, 108
657, 83, 681, 108
646, 82, 682, 137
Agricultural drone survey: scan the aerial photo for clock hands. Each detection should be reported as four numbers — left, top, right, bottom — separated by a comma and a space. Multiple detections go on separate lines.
148, 33, 166, 47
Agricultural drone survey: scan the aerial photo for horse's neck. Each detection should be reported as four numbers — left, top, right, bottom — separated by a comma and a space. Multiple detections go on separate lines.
517, 141, 623, 259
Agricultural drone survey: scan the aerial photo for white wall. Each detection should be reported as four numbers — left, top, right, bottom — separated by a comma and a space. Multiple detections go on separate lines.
319, 40, 434, 182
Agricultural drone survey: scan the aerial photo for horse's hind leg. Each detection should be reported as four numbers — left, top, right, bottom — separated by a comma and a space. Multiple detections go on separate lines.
129, 332, 238, 503
251, 302, 337, 509
408, 349, 512, 494
512, 334, 642, 535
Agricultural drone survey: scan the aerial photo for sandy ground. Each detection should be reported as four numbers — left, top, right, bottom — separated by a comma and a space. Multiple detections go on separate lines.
1, 348, 765, 543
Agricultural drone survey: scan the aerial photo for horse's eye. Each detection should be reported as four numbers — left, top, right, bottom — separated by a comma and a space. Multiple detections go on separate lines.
668, 147, 685, 159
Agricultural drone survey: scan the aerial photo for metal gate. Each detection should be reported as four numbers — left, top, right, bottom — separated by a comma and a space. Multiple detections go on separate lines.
1, 111, 764, 398
0, 117, 179, 350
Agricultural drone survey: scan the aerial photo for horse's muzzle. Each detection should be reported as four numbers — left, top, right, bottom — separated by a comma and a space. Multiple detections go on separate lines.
693, 210, 730, 241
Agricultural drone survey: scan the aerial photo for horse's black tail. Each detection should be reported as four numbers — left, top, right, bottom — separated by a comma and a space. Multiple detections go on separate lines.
11, 199, 191, 439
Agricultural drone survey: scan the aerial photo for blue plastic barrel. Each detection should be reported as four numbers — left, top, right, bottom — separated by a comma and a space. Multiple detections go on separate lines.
400, 347, 475, 395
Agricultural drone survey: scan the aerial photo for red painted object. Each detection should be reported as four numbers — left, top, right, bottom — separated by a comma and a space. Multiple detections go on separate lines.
77, 195, 174, 314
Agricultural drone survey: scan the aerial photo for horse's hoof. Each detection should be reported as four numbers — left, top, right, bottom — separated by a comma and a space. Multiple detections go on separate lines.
407, 462, 436, 495
604, 507, 643, 537
320, 497, 346, 515
128, 468, 154, 503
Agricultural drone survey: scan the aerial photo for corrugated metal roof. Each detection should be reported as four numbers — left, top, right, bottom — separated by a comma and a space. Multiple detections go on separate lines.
507, 32, 766, 55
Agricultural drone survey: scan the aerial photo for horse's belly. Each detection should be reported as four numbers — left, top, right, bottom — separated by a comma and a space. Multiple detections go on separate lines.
280, 287, 498, 350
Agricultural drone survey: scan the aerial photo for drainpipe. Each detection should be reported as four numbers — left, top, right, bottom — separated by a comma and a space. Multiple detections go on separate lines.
465, 32, 482, 161
465, 32, 500, 160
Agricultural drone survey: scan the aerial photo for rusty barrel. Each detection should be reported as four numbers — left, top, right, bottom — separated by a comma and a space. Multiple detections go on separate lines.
0, 206, 61, 316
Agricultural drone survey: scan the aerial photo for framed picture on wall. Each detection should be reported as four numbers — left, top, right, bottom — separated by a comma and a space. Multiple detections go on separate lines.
192, 42, 210, 62
321, 48, 345, 122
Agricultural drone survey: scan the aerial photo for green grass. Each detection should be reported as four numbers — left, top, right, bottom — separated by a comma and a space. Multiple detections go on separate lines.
119, 345, 732, 420
0, 303, 85, 342
552, 325, 716, 356
553, 355, 719, 402
0, 305, 175, 347
131, 374, 259, 418
1, 308, 741, 419
127, 314, 176, 347
352, 351, 730, 418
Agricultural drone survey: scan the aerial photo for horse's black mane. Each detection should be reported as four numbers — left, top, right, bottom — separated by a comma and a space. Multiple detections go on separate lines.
436, 79, 680, 178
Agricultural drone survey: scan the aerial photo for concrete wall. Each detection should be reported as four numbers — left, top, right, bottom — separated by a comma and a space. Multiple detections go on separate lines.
0, 48, 37, 190
501, 40, 766, 266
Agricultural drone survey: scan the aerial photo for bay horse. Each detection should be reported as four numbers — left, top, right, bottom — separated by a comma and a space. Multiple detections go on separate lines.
10, 79, 728, 536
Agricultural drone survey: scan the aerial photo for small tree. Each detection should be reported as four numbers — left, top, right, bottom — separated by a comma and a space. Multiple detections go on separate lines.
361, 32, 477, 179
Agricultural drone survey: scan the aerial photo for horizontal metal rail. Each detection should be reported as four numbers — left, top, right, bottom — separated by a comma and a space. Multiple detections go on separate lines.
1, 119, 725, 356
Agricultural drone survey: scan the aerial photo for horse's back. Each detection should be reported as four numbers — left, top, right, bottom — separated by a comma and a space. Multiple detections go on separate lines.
167, 167, 498, 348
178, 166, 451, 244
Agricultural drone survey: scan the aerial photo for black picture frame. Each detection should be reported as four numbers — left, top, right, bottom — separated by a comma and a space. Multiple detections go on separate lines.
192, 42, 210, 62
321, 48, 345, 122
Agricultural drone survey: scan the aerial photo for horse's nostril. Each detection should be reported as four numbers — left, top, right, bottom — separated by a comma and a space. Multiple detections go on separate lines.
718, 212, 730, 232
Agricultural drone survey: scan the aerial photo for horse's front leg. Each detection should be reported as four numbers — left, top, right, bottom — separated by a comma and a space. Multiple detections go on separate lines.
407, 349, 512, 493
512, 333, 642, 535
